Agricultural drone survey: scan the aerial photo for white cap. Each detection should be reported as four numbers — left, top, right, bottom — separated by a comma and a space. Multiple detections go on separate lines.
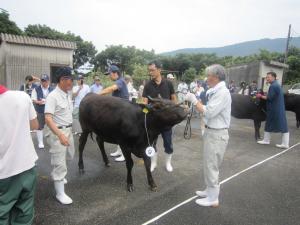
167, 74, 175, 79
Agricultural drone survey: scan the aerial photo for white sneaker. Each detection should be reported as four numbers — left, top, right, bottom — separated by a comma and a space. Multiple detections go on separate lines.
115, 154, 125, 162
275, 144, 289, 149
257, 140, 270, 145
195, 198, 219, 207
195, 189, 208, 198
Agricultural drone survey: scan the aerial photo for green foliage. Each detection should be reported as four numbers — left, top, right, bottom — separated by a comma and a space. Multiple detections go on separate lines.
85, 71, 113, 88
132, 64, 149, 87
182, 67, 197, 83
24, 24, 97, 69
285, 47, 300, 84
92, 45, 155, 74
0, 11, 23, 35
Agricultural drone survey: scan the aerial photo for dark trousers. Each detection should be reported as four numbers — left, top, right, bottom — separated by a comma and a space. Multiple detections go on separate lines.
0, 167, 37, 225
153, 129, 173, 154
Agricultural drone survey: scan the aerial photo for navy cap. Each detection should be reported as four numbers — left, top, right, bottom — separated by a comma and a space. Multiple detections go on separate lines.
56, 67, 73, 81
41, 74, 49, 81
105, 65, 120, 75
77, 74, 84, 80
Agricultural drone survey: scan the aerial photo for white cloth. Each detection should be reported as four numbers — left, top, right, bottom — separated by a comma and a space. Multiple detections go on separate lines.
203, 81, 231, 129
0, 91, 38, 179
45, 86, 73, 126
72, 84, 90, 108
127, 82, 138, 101
190, 81, 197, 93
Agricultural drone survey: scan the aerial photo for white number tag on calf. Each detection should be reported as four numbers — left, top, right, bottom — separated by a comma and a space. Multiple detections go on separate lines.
145, 146, 155, 157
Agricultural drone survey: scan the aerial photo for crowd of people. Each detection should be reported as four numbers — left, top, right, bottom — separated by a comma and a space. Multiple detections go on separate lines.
0, 59, 290, 224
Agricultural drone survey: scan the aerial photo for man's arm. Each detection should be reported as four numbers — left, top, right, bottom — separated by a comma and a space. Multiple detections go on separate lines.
45, 114, 70, 146
171, 94, 177, 103
99, 84, 118, 95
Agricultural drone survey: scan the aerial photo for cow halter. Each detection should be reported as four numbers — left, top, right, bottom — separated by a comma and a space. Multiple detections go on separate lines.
143, 108, 156, 157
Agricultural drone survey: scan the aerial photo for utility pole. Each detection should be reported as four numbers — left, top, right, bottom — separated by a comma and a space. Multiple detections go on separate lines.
284, 24, 292, 64
282, 24, 291, 83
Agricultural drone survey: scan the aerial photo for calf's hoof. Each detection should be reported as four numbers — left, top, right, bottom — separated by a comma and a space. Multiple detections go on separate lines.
79, 169, 85, 174
127, 184, 134, 192
150, 185, 158, 192
105, 162, 111, 167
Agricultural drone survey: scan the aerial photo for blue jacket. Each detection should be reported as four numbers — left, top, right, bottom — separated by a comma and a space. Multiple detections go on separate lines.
265, 80, 288, 133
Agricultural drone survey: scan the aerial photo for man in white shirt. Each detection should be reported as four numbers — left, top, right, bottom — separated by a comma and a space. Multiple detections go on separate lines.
31, 74, 54, 149
185, 64, 231, 207
90, 76, 103, 94
45, 67, 75, 205
0, 84, 39, 224
177, 81, 189, 102
72, 74, 90, 134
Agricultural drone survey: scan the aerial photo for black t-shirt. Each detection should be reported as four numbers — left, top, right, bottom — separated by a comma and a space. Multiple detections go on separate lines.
142, 78, 175, 101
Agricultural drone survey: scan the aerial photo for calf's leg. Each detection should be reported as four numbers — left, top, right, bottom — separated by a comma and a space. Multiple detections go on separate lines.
78, 131, 89, 173
143, 155, 157, 191
123, 149, 134, 192
254, 120, 261, 140
96, 135, 110, 167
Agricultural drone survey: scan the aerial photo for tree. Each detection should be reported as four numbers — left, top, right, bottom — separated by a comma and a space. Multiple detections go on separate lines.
24, 24, 97, 69
132, 64, 149, 86
92, 45, 155, 74
0, 11, 22, 35
182, 67, 197, 83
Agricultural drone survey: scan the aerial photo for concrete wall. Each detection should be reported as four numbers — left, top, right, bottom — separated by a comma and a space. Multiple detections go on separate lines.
0, 42, 73, 89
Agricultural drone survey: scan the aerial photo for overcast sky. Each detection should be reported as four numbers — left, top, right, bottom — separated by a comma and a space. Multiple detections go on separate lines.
2, 0, 300, 53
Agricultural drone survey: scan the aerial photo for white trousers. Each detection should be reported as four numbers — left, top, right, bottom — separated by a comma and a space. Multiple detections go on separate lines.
203, 128, 229, 188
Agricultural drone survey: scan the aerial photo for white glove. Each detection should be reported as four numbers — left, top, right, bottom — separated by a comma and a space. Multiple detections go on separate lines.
184, 92, 198, 105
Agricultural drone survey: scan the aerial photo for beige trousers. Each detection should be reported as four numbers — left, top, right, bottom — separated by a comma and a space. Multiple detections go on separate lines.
203, 128, 229, 188
45, 126, 75, 181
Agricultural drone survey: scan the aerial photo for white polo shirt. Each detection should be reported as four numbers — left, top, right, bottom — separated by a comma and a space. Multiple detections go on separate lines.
0, 91, 38, 179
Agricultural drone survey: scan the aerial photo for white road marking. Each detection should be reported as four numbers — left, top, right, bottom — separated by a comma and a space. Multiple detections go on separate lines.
141, 142, 300, 225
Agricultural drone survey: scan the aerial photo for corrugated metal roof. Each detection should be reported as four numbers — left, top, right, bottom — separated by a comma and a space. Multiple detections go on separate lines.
0, 33, 76, 50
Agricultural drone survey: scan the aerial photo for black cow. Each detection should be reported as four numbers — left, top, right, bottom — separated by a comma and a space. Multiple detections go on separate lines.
231, 93, 300, 140
78, 94, 187, 192
231, 94, 266, 140
284, 93, 300, 128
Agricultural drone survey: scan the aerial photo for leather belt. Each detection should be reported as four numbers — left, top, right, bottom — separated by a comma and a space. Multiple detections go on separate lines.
57, 124, 72, 129
205, 125, 228, 130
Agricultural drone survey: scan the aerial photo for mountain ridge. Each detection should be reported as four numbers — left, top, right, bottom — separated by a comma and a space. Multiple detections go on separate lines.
161, 37, 300, 57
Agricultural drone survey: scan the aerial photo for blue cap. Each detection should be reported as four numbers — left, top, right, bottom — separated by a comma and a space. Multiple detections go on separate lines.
41, 74, 49, 81
56, 67, 73, 80
105, 65, 120, 75
76, 74, 84, 80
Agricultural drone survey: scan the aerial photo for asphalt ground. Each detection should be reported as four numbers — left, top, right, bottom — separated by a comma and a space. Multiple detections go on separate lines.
32, 111, 300, 225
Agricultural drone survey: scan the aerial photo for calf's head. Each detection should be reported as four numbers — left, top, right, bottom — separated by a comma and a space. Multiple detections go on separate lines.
144, 98, 188, 128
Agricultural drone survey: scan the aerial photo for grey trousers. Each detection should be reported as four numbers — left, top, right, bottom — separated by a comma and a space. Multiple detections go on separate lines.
203, 128, 229, 188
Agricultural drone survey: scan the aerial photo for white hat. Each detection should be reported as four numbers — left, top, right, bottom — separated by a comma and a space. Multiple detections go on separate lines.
167, 73, 175, 79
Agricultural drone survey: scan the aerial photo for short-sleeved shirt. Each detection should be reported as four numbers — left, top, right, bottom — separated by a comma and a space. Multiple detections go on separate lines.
142, 78, 175, 101
0, 91, 38, 179
72, 84, 90, 108
90, 83, 103, 94
113, 77, 129, 100
45, 86, 73, 126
